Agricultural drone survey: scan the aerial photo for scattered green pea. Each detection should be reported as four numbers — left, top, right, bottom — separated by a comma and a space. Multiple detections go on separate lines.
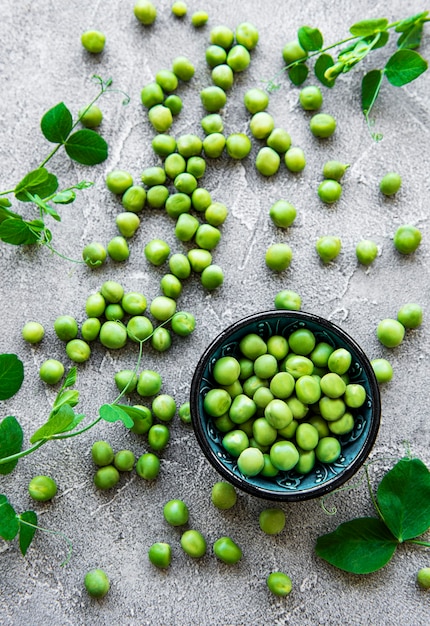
172, 56, 195, 81
226, 44, 251, 72
259, 508, 286, 535
256, 147, 281, 176
82, 242, 107, 268
200, 85, 227, 112
181, 529, 207, 558
94, 465, 120, 490
148, 104, 173, 132
137, 369, 162, 397
152, 394, 176, 422
99, 321, 128, 349
136, 452, 160, 480
318, 180, 342, 203
84, 569, 110, 598
282, 40, 307, 65
376, 318, 405, 348
284, 146, 306, 172
201, 264, 224, 289
269, 200, 296, 228
114, 450, 135, 472
148, 542, 171, 568
155, 69, 178, 93
134, 0, 157, 25
274, 289, 301, 311
106, 170, 133, 194
397, 303, 423, 329
265, 243, 292, 271
267, 128, 292, 153
299, 85, 322, 110
212, 64, 234, 90
179, 401, 191, 424
235, 22, 259, 50
243, 87, 269, 113
213, 536, 242, 564
22, 321, 45, 344
316, 236, 342, 263
127, 315, 153, 342
177, 133, 203, 157
226, 133, 251, 159
148, 423, 170, 451
107, 236, 129, 262
151, 326, 172, 352
164, 94, 183, 116
39, 359, 64, 385
356, 240, 378, 265
380, 172, 402, 196
66, 338, 91, 363
323, 160, 349, 181
188, 248, 212, 272
28, 475, 57, 501
393, 224, 422, 254
79, 104, 103, 128
191, 11, 209, 28
370, 358, 393, 383
310, 113, 336, 138
171, 1, 187, 17
81, 30, 106, 54
163, 498, 189, 526
266, 572, 292, 597
211, 481, 237, 509
121, 185, 146, 212
141, 83, 164, 109
416, 567, 430, 589
144, 238, 170, 266
54, 315, 78, 341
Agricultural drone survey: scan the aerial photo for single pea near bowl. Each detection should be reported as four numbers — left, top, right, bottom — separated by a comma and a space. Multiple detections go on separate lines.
190, 310, 381, 501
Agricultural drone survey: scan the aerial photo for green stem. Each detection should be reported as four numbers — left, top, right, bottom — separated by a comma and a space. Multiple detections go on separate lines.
52, 416, 102, 440
0, 440, 46, 465
43, 240, 86, 264
19, 518, 73, 566
406, 539, 430, 548
365, 464, 386, 523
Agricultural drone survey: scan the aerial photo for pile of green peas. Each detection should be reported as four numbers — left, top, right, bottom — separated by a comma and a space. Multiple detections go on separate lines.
203, 327, 370, 479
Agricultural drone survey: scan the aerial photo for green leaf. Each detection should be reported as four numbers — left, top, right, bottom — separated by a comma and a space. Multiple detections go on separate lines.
377, 457, 430, 542
361, 69, 384, 114
0, 218, 43, 245
0, 416, 24, 474
19, 511, 38, 556
64, 130, 108, 165
365, 31, 390, 50
288, 63, 308, 85
0, 205, 22, 223
99, 404, 134, 428
316, 517, 398, 574
40, 102, 73, 144
114, 404, 150, 422
0, 494, 19, 541
52, 390, 80, 412
314, 53, 336, 87
52, 190, 76, 204
14, 168, 58, 202
385, 49, 428, 86
298, 26, 323, 51
30, 404, 77, 443
0, 198, 12, 208
62, 367, 78, 389
0, 354, 24, 400
397, 24, 425, 50
350, 18, 389, 37
395, 11, 429, 33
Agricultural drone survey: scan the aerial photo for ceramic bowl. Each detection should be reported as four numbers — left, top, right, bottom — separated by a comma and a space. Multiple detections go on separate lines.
190, 310, 381, 501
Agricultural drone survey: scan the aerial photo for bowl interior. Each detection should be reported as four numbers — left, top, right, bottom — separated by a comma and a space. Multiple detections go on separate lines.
190, 311, 381, 501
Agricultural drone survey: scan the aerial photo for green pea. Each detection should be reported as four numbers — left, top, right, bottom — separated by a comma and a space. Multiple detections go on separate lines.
265, 243, 292, 271
242, 375, 268, 397
252, 417, 277, 446
81, 30, 105, 54
416, 567, 430, 589
213, 536, 242, 564
195, 224, 221, 250
344, 384, 366, 408
261, 453, 279, 477
165, 192, 192, 217
284, 146, 306, 172
250, 112, 275, 139
259, 508, 286, 535
315, 436, 341, 463
151, 326, 172, 352
253, 354, 278, 379
239, 333, 267, 360
91, 441, 114, 466
85, 292, 106, 318
141, 83, 164, 108
308, 415, 330, 439
253, 387, 275, 409
226, 133, 251, 159
152, 394, 176, 422
148, 423, 170, 451
380, 172, 402, 196
265, 399, 293, 429
164, 153, 186, 179
105, 303, 125, 321
144, 239, 170, 266
215, 413, 235, 432
310, 342, 334, 368
99, 321, 128, 349
188, 248, 212, 272
174, 172, 198, 194
320, 372, 346, 398
211, 481, 237, 509
274, 289, 301, 311
376, 318, 405, 348
256, 147, 281, 177
106, 170, 133, 194
120, 292, 146, 316
235, 22, 259, 50
371, 358, 393, 383
288, 328, 316, 355
168, 253, 191, 279
201, 113, 224, 134
310, 113, 336, 138
107, 236, 129, 262
127, 315, 153, 342
327, 348, 352, 375
141, 166, 166, 187
212, 64, 234, 90
175, 213, 199, 241
205, 202, 228, 226
284, 354, 314, 379
316, 236, 342, 263
54, 315, 78, 341
160, 274, 182, 299
28, 475, 57, 501
137, 370, 162, 397
227, 44, 251, 72
204, 388, 232, 417
269, 372, 295, 399
393, 224, 422, 254
187, 156, 206, 179
229, 394, 257, 424
152, 133, 177, 157
121, 185, 146, 212
136, 452, 160, 479
200, 85, 227, 112
164, 94, 182, 116
79, 104, 103, 128
295, 447, 316, 474
177, 133, 203, 157
101, 280, 124, 303
22, 321, 44, 344
295, 376, 321, 405
237, 447, 264, 476
94, 465, 120, 490
172, 1, 187, 17
148, 104, 173, 132
150, 295, 177, 321
148, 543, 171, 569
296, 422, 319, 450
323, 160, 349, 181
299, 85, 322, 110
356, 240, 378, 265
114, 369, 138, 394
84, 569, 110, 598
318, 180, 342, 203
178, 401, 191, 424
191, 11, 209, 28
222, 429, 249, 457
172, 56, 195, 81
203, 133, 226, 158
201, 264, 224, 290
130, 405, 153, 434
210, 25, 234, 49
155, 69, 178, 93
147, 185, 169, 208
181, 529, 207, 558
267, 572, 292, 597
267, 128, 292, 154
82, 242, 107, 268
282, 40, 307, 64
205, 44, 227, 67
163, 499, 189, 526
114, 449, 135, 472
134, 0, 157, 25
270, 440, 299, 471
267, 335, 289, 360
397, 303, 423, 329
319, 396, 346, 422
66, 339, 91, 363
213, 356, 241, 386
328, 411, 355, 435
243, 88, 269, 114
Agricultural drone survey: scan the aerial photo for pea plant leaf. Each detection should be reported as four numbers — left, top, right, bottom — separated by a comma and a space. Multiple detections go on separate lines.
0, 198, 12, 208
51, 190, 76, 205
64, 130, 108, 165
30, 404, 78, 443
0, 218, 44, 245
14, 168, 58, 202
314, 53, 336, 87
0, 416, 24, 475
52, 390, 80, 412
99, 404, 134, 428
384, 49, 428, 86
40, 102, 73, 144
288, 63, 309, 85
62, 367, 78, 389
315, 517, 398, 574
377, 457, 430, 542
0, 494, 20, 541
19, 511, 38, 556
361, 69, 384, 114
114, 404, 150, 422
395, 11, 429, 33
397, 23, 425, 50
298, 26, 323, 51
0, 206, 21, 225
349, 18, 389, 37
0, 354, 24, 400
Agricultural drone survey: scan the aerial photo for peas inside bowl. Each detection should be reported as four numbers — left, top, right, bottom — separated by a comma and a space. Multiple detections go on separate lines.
190, 311, 381, 501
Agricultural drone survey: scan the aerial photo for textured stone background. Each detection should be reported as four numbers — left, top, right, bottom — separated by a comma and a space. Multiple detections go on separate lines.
0, 1, 429, 624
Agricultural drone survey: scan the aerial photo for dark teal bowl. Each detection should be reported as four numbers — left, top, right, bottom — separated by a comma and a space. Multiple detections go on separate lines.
190, 310, 381, 501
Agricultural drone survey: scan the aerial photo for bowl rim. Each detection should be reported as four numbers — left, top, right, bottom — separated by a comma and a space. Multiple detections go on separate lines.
190, 309, 381, 501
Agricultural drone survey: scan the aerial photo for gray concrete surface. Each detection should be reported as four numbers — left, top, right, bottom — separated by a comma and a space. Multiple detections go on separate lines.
1, 1, 429, 624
